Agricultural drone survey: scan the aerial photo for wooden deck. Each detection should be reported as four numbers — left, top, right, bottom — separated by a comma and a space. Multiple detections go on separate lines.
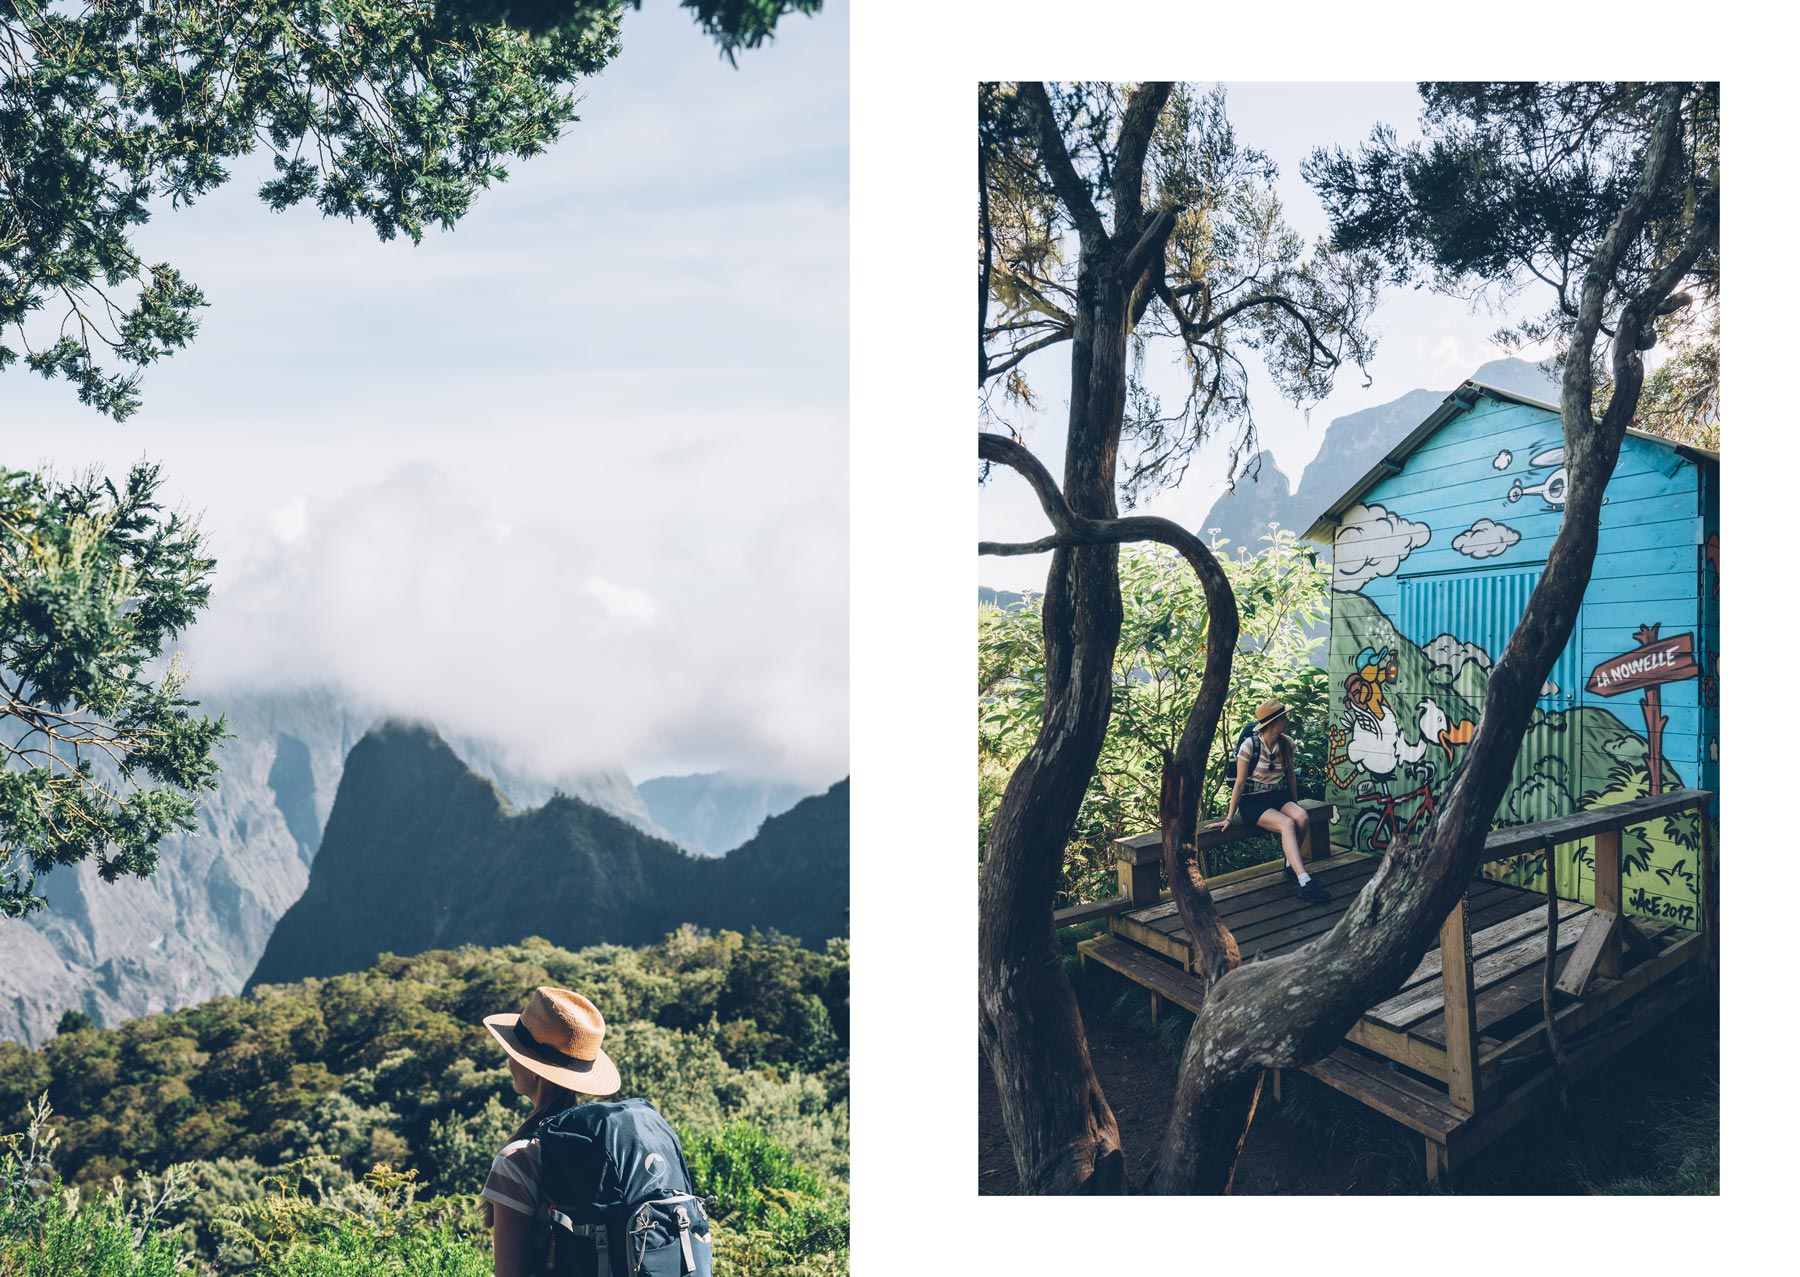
1076, 799, 1713, 1183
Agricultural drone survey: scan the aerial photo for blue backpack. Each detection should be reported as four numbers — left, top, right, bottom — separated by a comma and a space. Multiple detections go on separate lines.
531, 1098, 713, 1277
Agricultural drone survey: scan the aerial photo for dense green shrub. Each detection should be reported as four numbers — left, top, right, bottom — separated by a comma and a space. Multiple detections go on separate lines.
980, 532, 1331, 905
0, 932, 850, 1275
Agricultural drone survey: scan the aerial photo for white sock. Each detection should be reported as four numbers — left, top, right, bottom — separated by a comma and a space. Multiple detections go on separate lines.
1296, 871, 1313, 886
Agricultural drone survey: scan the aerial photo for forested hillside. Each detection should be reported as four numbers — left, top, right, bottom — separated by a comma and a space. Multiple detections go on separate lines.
247, 726, 850, 989
0, 931, 848, 1274
0, 687, 665, 1047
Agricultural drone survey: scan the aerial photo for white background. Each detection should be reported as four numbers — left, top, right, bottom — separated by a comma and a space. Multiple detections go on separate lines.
850, 0, 1785, 1268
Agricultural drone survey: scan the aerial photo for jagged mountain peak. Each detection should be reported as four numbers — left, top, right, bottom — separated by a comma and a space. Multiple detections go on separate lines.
245, 725, 848, 991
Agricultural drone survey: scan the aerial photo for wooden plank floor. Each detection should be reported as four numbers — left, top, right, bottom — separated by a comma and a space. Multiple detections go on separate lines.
1104, 852, 1698, 1093
1086, 850, 1708, 1179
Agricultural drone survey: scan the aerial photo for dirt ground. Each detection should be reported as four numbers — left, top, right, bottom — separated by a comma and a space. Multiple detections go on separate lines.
978, 949, 1719, 1196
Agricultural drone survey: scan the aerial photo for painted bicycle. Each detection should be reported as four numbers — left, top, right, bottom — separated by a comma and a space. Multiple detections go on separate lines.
1351, 763, 1439, 853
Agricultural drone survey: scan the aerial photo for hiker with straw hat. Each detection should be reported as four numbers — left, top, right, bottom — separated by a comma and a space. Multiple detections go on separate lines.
480, 986, 621, 1276
1204, 697, 1329, 904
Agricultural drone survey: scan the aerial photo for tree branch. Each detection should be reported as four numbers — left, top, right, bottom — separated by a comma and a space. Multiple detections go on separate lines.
978, 431, 1243, 989
1019, 82, 1107, 247
1563, 84, 1686, 439
1112, 82, 1173, 233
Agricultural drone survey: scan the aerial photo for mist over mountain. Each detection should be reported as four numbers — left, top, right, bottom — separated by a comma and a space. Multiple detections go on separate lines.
0, 686, 664, 1046
637, 771, 818, 856
247, 724, 849, 989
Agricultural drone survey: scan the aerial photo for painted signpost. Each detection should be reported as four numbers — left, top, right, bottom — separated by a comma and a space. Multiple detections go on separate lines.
1586, 623, 1700, 796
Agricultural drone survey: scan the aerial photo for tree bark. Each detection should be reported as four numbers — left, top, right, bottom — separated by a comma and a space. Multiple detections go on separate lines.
976, 81, 1168, 1194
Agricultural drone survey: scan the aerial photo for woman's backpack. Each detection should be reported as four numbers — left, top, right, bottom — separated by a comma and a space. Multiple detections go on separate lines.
531, 1098, 713, 1277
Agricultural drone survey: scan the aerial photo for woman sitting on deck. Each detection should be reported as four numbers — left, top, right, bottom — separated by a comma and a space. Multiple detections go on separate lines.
1205, 698, 1328, 904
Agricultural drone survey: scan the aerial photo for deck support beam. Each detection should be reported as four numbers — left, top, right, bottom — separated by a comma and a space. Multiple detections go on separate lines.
1438, 893, 1482, 1114
1592, 827, 1624, 979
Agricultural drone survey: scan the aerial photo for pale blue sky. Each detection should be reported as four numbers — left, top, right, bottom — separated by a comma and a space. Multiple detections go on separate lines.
978, 82, 1562, 591
2, 3, 848, 785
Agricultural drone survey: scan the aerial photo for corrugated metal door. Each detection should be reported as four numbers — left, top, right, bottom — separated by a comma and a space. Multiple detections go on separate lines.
1398, 567, 1584, 830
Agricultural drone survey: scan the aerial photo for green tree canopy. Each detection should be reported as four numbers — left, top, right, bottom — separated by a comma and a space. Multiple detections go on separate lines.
980, 81, 1380, 503
1304, 82, 1719, 447
1, 463, 226, 917
446, 1, 821, 62
1, 0, 820, 420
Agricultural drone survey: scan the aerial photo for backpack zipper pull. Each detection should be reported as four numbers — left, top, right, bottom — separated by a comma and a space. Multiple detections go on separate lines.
676, 1204, 695, 1274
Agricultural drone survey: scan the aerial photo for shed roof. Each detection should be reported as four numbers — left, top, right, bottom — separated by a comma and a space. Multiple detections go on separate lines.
1299, 377, 1719, 544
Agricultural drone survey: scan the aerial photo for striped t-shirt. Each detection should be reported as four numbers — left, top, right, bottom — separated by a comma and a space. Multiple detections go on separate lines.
1236, 733, 1292, 795
482, 1137, 546, 1220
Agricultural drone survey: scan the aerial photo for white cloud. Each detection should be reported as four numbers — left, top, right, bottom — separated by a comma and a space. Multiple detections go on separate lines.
182, 466, 846, 786
1422, 634, 1492, 679
1452, 518, 1522, 559
1333, 503, 1431, 590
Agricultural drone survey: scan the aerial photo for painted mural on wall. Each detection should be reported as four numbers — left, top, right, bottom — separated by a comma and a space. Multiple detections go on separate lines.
1323, 395, 1714, 929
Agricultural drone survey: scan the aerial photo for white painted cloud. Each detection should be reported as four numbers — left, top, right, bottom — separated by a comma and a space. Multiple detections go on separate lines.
1423, 634, 1492, 679
182, 465, 847, 787
1333, 503, 1431, 590
1452, 518, 1522, 560
1493, 449, 1512, 470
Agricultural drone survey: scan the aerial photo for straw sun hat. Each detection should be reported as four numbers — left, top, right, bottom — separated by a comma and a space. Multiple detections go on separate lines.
484, 986, 622, 1096
1254, 699, 1289, 731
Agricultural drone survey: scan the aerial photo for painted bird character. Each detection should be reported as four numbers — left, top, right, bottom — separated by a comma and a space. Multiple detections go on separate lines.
1417, 695, 1476, 761
1341, 694, 1430, 792
1343, 645, 1399, 723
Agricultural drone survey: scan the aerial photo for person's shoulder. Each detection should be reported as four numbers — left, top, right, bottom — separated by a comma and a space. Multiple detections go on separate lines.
491, 1137, 541, 1173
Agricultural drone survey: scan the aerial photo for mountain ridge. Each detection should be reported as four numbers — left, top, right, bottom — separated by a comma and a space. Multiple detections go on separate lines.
0, 685, 670, 1046
246, 722, 849, 990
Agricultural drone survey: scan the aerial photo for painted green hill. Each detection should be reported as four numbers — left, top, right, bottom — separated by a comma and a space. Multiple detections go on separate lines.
1327, 591, 1701, 924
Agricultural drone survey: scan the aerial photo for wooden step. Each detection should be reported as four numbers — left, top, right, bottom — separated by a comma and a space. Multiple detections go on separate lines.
1077, 934, 1208, 1015
1299, 1047, 1467, 1141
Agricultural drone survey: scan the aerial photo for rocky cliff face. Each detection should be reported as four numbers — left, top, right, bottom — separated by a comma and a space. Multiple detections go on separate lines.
247, 725, 849, 989
0, 686, 661, 1046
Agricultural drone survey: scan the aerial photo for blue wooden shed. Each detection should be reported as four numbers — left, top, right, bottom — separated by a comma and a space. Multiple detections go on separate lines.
1302, 378, 1719, 928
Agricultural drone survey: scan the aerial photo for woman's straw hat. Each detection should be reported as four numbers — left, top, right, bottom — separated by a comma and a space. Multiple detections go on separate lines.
484, 987, 621, 1096
1255, 698, 1289, 731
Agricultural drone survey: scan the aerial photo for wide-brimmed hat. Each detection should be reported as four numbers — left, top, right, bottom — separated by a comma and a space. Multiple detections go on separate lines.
1254, 698, 1288, 731
484, 986, 621, 1096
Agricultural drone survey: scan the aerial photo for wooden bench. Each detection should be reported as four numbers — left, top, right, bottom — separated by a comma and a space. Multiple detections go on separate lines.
1052, 797, 1332, 928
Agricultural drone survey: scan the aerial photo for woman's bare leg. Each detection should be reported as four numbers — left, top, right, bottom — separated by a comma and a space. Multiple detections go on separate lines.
1256, 808, 1304, 874
1280, 802, 1311, 864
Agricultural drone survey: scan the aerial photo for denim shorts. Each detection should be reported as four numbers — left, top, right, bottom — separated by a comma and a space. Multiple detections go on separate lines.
1238, 789, 1291, 824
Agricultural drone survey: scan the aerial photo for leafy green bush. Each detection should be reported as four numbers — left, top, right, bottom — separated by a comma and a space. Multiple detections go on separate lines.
684, 1123, 849, 1277
1, 1095, 192, 1277
980, 531, 1330, 905
0, 933, 850, 1275
209, 1160, 488, 1275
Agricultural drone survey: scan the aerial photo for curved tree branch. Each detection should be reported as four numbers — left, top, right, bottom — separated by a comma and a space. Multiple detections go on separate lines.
979, 431, 1244, 990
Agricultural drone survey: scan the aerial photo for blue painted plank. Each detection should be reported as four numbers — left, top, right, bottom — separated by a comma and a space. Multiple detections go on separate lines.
1365, 465, 1697, 526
